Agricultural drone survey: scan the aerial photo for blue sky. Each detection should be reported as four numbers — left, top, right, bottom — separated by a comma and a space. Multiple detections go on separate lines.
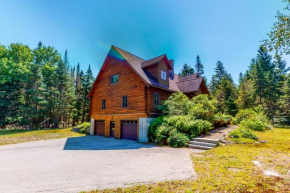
0, 0, 288, 83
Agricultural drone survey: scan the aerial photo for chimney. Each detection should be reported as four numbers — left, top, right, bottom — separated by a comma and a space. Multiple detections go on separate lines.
169, 59, 174, 79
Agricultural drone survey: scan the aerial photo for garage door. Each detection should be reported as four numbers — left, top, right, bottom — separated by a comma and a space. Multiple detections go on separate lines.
121, 120, 137, 141
95, 120, 105, 136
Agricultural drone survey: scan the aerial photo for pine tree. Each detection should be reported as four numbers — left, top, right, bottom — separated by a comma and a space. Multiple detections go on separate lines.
82, 65, 94, 122
195, 55, 204, 76
210, 61, 227, 92
178, 64, 195, 77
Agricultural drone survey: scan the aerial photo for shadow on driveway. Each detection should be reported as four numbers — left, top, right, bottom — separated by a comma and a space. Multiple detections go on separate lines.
63, 135, 156, 150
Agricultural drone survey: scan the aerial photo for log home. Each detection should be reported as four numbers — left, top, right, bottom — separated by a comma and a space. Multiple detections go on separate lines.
88, 46, 208, 142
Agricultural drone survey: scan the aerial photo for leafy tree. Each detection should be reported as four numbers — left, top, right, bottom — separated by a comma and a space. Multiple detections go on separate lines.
0, 42, 94, 129
162, 92, 192, 116
264, 0, 290, 55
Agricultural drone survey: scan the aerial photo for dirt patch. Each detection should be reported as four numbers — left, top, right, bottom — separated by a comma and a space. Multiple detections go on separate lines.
202, 125, 237, 140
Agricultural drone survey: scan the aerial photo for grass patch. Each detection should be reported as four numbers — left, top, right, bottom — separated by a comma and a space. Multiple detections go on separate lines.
0, 128, 85, 146
84, 128, 290, 193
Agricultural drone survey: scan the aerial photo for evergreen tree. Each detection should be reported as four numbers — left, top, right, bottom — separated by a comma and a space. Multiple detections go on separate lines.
178, 64, 195, 77
195, 55, 204, 76
210, 61, 227, 92
82, 65, 94, 122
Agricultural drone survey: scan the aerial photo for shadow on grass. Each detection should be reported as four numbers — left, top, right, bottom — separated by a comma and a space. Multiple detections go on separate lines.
63, 135, 156, 150
0, 129, 33, 136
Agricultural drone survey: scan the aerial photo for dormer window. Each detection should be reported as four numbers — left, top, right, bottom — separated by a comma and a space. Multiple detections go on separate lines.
161, 70, 167, 80
110, 74, 119, 84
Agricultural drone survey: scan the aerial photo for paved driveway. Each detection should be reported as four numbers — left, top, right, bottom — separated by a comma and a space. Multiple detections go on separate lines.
0, 136, 195, 193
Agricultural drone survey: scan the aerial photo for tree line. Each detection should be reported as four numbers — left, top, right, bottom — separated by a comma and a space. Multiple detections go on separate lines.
179, 46, 290, 125
0, 42, 95, 129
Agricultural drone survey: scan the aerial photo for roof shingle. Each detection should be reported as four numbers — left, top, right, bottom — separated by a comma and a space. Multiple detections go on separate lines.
110, 46, 206, 93
141, 55, 165, 68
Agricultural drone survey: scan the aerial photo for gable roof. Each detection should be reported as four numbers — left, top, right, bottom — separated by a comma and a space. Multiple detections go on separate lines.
141, 55, 165, 68
88, 46, 208, 97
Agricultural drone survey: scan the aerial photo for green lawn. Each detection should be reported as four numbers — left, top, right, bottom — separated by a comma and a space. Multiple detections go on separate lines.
84, 128, 290, 193
0, 128, 85, 146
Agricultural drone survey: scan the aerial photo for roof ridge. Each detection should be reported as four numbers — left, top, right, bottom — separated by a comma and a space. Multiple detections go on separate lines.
112, 45, 145, 61
177, 77, 202, 83
141, 54, 165, 64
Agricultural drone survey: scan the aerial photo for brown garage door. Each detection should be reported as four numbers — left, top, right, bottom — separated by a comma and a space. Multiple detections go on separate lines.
121, 120, 137, 141
95, 120, 105, 136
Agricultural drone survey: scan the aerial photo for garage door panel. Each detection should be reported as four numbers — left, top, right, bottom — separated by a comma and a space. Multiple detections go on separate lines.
122, 121, 137, 141
95, 120, 105, 136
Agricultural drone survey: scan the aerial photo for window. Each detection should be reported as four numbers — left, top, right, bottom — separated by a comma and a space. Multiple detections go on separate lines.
161, 70, 167, 80
110, 74, 119, 84
102, 99, 106, 109
154, 93, 159, 106
122, 95, 128, 108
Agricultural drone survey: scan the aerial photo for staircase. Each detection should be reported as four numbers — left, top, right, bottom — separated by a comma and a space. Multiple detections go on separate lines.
188, 138, 220, 150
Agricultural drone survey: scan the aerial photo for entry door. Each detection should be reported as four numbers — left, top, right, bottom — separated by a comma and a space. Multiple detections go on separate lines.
110, 121, 115, 138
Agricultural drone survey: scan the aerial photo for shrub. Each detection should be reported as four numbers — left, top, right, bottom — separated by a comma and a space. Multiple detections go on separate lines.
240, 113, 272, 131
164, 116, 212, 138
79, 122, 90, 134
156, 125, 175, 144
167, 131, 189, 148
229, 129, 240, 138
189, 94, 217, 122
229, 128, 258, 141
241, 129, 258, 140
162, 92, 192, 116
148, 116, 165, 142
234, 109, 257, 124
213, 113, 233, 127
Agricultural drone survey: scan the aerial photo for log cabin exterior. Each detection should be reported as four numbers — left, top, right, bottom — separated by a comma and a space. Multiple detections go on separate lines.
88, 46, 209, 141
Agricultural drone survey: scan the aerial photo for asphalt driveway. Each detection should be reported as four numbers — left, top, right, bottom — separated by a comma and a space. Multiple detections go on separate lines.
0, 136, 195, 193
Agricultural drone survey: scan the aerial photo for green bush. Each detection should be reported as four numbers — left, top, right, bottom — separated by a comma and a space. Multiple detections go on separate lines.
164, 116, 212, 138
79, 122, 90, 134
162, 92, 192, 116
167, 131, 189, 148
240, 113, 272, 131
156, 125, 175, 144
213, 113, 233, 127
233, 109, 257, 124
229, 128, 258, 141
189, 94, 217, 122
148, 116, 165, 142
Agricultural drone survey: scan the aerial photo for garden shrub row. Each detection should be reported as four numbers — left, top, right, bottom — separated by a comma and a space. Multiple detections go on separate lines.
148, 93, 223, 147
229, 108, 272, 141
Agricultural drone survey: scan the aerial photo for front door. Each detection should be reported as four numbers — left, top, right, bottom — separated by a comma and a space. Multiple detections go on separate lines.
110, 121, 115, 138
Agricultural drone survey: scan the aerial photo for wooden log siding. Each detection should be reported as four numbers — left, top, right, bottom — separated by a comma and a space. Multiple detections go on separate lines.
157, 60, 169, 87
148, 86, 173, 116
91, 56, 147, 116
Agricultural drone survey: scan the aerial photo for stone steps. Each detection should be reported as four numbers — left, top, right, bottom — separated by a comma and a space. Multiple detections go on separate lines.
188, 138, 219, 150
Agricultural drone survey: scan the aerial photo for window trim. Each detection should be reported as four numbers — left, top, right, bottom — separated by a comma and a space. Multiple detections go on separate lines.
110, 74, 119, 85
122, 95, 128, 108
101, 99, 106, 110
154, 93, 160, 106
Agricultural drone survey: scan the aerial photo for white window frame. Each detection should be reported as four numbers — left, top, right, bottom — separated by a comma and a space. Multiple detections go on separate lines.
161, 70, 167, 80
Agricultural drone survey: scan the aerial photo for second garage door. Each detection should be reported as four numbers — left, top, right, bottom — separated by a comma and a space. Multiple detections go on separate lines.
121, 120, 137, 141
95, 120, 105, 136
